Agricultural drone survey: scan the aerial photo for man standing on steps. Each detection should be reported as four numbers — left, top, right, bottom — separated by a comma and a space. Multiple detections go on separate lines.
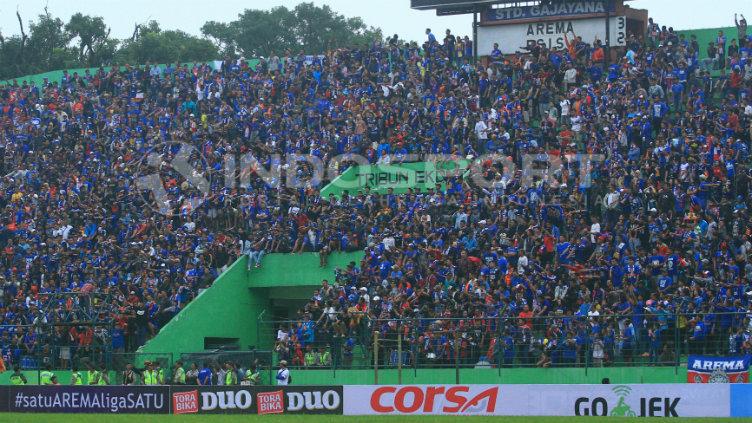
276, 360, 290, 385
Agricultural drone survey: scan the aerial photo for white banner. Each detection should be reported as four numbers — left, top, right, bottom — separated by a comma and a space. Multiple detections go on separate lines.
343, 384, 730, 417
477, 16, 626, 55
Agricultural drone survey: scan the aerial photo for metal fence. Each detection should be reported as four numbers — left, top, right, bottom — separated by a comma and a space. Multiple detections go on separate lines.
0, 323, 113, 370
260, 311, 751, 374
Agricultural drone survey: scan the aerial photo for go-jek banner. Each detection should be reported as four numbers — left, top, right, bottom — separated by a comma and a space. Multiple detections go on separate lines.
687, 355, 751, 383
343, 384, 731, 417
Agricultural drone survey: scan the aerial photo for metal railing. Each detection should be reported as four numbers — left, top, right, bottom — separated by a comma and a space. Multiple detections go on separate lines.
260, 311, 751, 375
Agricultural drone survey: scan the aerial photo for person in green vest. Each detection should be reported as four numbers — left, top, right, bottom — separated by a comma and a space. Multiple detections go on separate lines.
172, 360, 186, 385
142, 361, 158, 385
304, 346, 316, 368
9, 366, 27, 385
98, 364, 110, 385
155, 362, 166, 385
224, 362, 237, 385
86, 363, 100, 385
70, 366, 84, 385
244, 364, 261, 386
39, 364, 54, 385
318, 347, 332, 367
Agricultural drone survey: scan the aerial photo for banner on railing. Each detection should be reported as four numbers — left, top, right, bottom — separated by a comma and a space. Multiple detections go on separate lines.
9, 385, 170, 413
343, 384, 731, 417
687, 355, 751, 383
170, 385, 342, 415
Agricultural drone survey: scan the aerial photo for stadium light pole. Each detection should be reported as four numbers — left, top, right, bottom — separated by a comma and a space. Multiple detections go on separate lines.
605, 0, 612, 61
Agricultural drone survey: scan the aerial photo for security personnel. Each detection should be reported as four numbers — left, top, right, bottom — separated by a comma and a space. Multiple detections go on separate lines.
86, 363, 100, 385
244, 365, 260, 386
9, 366, 27, 385
142, 361, 158, 385
156, 362, 166, 385
224, 362, 237, 385
39, 365, 54, 385
98, 365, 110, 385
172, 361, 186, 385
70, 366, 84, 385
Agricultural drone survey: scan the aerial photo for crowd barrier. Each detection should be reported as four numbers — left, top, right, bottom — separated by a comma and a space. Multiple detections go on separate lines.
0, 383, 748, 417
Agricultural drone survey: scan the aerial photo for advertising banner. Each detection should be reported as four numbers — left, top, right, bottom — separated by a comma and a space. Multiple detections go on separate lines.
478, 16, 626, 55
9, 385, 170, 413
344, 385, 501, 416
731, 384, 752, 417
320, 160, 469, 198
0, 386, 8, 412
343, 384, 731, 417
482, 0, 615, 23
170, 385, 342, 415
687, 355, 751, 383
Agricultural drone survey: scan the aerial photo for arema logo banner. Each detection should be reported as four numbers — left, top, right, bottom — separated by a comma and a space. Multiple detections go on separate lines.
687, 355, 751, 383
343, 384, 731, 417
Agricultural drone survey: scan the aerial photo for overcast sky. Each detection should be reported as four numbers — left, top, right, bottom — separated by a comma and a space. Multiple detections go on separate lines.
0, 0, 747, 44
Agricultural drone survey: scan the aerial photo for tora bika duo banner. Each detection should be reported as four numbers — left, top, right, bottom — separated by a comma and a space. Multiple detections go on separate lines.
687, 355, 751, 383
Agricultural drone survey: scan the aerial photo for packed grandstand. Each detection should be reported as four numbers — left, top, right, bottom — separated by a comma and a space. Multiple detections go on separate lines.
0, 10, 751, 380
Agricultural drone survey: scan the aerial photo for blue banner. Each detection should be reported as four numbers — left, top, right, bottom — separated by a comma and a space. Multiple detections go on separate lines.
482, 1, 614, 23
687, 355, 751, 383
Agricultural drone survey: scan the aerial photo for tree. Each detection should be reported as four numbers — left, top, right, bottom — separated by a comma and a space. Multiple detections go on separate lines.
65, 13, 115, 67
26, 10, 74, 74
118, 21, 217, 64
201, 2, 382, 58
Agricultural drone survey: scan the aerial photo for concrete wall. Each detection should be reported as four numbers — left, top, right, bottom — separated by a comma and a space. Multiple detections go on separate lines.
138, 258, 262, 357
289, 366, 685, 385
138, 251, 362, 359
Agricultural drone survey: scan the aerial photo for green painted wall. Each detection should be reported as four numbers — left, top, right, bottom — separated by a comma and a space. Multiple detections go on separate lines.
247, 252, 361, 288
0, 370, 117, 385
138, 251, 361, 359
138, 257, 262, 357
1, 60, 260, 86
289, 367, 685, 385
676, 26, 737, 61
0, 367, 683, 385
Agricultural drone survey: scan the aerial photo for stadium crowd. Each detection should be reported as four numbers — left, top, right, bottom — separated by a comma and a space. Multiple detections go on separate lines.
0, 11, 751, 372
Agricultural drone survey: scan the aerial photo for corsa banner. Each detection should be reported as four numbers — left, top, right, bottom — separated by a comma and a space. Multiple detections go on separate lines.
687, 355, 751, 383
344, 385, 501, 415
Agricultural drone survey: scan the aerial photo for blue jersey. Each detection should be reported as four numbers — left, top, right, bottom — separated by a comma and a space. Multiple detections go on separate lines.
198, 368, 212, 385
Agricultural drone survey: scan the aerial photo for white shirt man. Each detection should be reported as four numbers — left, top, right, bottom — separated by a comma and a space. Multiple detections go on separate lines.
53, 223, 73, 240
276, 362, 290, 386
559, 98, 571, 122
564, 67, 577, 85
475, 119, 488, 140
605, 191, 620, 210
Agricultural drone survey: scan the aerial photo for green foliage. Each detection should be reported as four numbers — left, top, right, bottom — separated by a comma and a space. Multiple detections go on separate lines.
117, 21, 217, 64
202, 2, 383, 57
0, 3, 382, 80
